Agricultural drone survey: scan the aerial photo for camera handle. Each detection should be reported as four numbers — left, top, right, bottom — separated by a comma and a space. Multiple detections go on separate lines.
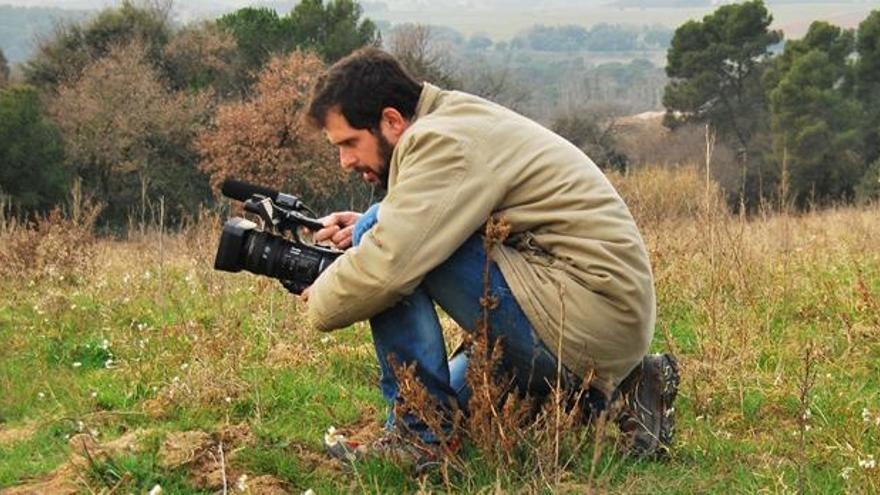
243, 196, 326, 244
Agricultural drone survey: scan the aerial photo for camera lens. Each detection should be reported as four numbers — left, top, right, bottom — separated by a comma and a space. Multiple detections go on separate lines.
242, 231, 339, 283
214, 217, 340, 287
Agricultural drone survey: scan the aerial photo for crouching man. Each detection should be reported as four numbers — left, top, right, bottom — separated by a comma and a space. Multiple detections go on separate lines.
296, 47, 679, 470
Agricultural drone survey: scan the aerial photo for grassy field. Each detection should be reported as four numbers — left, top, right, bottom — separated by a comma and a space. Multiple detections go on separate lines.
0, 167, 878, 493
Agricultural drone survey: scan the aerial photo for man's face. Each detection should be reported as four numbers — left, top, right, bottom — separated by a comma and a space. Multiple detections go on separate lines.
324, 109, 394, 189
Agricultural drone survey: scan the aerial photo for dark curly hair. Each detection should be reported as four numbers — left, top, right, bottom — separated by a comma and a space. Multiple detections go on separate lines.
305, 47, 423, 131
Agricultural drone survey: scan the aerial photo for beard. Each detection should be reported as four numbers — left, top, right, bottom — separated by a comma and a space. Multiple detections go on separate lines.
375, 131, 394, 190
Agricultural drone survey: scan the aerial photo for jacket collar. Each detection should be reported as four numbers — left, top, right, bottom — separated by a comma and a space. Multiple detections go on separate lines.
413, 82, 442, 122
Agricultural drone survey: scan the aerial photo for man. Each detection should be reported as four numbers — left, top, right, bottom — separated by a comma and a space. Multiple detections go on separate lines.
299, 47, 679, 467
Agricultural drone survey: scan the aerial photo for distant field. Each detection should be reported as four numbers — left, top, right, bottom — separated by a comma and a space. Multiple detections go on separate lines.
371, 3, 878, 39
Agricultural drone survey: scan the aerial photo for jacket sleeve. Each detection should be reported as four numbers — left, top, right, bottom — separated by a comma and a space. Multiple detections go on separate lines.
305, 129, 503, 331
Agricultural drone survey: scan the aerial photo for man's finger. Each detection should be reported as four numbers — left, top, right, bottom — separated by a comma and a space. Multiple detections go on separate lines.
331, 225, 354, 248
314, 224, 340, 243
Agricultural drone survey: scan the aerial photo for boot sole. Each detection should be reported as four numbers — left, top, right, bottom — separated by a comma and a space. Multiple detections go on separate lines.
657, 353, 680, 450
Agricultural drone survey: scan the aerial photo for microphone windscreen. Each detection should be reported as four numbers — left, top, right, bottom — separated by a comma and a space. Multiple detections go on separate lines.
221, 179, 278, 202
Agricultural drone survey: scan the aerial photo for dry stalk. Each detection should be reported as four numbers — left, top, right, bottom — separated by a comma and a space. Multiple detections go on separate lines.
796, 343, 817, 495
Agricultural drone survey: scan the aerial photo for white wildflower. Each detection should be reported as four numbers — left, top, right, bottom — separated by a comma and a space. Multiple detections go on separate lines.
143, 270, 152, 279
148, 485, 162, 495
841, 467, 853, 480
859, 455, 876, 469
180, 363, 188, 370
320, 336, 332, 344
172, 376, 180, 383
303, 490, 316, 495
324, 426, 343, 447
104, 359, 113, 368
236, 474, 248, 492
225, 397, 232, 403
803, 409, 812, 420
90, 391, 98, 398
72, 362, 82, 368
863, 408, 872, 423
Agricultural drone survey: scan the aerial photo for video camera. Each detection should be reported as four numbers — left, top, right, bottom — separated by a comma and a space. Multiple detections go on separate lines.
213, 178, 342, 294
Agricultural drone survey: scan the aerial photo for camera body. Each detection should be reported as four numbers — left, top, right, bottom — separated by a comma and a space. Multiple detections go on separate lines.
213, 179, 342, 294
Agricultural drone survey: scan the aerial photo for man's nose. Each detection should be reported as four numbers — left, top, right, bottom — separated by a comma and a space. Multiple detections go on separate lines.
339, 150, 357, 170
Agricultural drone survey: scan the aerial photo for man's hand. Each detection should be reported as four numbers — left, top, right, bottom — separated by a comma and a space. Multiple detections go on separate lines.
313, 211, 361, 250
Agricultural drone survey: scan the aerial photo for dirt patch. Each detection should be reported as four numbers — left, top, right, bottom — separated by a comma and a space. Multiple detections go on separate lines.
2, 423, 289, 494
0, 422, 37, 446
0, 463, 82, 495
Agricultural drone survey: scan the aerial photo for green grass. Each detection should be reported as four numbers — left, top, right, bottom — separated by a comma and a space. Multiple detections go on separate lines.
1, 205, 879, 492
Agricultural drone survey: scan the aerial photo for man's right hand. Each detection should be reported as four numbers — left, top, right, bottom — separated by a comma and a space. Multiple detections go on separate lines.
313, 211, 361, 249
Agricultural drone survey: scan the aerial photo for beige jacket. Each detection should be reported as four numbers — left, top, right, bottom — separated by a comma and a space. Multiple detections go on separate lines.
307, 83, 655, 394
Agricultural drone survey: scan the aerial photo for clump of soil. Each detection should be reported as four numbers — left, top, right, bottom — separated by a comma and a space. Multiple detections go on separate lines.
2, 424, 289, 494
0, 422, 37, 446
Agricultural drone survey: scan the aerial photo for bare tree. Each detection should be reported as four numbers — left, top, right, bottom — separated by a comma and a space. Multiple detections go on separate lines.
386, 24, 458, 88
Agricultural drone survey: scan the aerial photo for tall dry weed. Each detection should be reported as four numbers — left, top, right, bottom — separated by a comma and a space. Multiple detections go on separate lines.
0, 202, 102, 283
607, 164, 727, 231
390, 216, 616, 489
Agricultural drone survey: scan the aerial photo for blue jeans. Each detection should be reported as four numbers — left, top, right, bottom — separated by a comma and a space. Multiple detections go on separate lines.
354, 204, 587, 443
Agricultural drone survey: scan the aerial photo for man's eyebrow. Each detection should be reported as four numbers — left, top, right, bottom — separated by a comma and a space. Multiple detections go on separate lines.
331, 136, 356, 146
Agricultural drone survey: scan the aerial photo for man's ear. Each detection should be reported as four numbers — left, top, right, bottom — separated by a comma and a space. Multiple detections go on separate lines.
380, 107, 410, 141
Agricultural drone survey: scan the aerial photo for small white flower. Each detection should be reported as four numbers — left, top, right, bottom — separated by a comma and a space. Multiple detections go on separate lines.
803, 409, 812, 420
859, 455, 876, 469
69, 304, 76, 310
303, 490, 315, 495
320, 336, 332, 344
104, 359, 113, 368
180, 363, 188, 370
172, 376, 180, 383
143, 270, 152, 279
72, 362, 82, 368
863, 408, 872, 423
148, 485, 163, 495
324, 426, 342, 447
236, 474, 248, 492
77, 420, 84, 431
225, 397, 232, 403
90, 391, 98, 398
841, 467, 853, 480
100, 339, 110, 350
37, 392, 45, 399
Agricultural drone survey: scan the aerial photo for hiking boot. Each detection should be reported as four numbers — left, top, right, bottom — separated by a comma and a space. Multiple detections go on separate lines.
323, 427, 448, 475
616, 353, 680, 458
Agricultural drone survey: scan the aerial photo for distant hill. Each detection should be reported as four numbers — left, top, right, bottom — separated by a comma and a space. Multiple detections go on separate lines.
607, 0, 862, 7
607, 0, 710, 7
0, 5, 91, 64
